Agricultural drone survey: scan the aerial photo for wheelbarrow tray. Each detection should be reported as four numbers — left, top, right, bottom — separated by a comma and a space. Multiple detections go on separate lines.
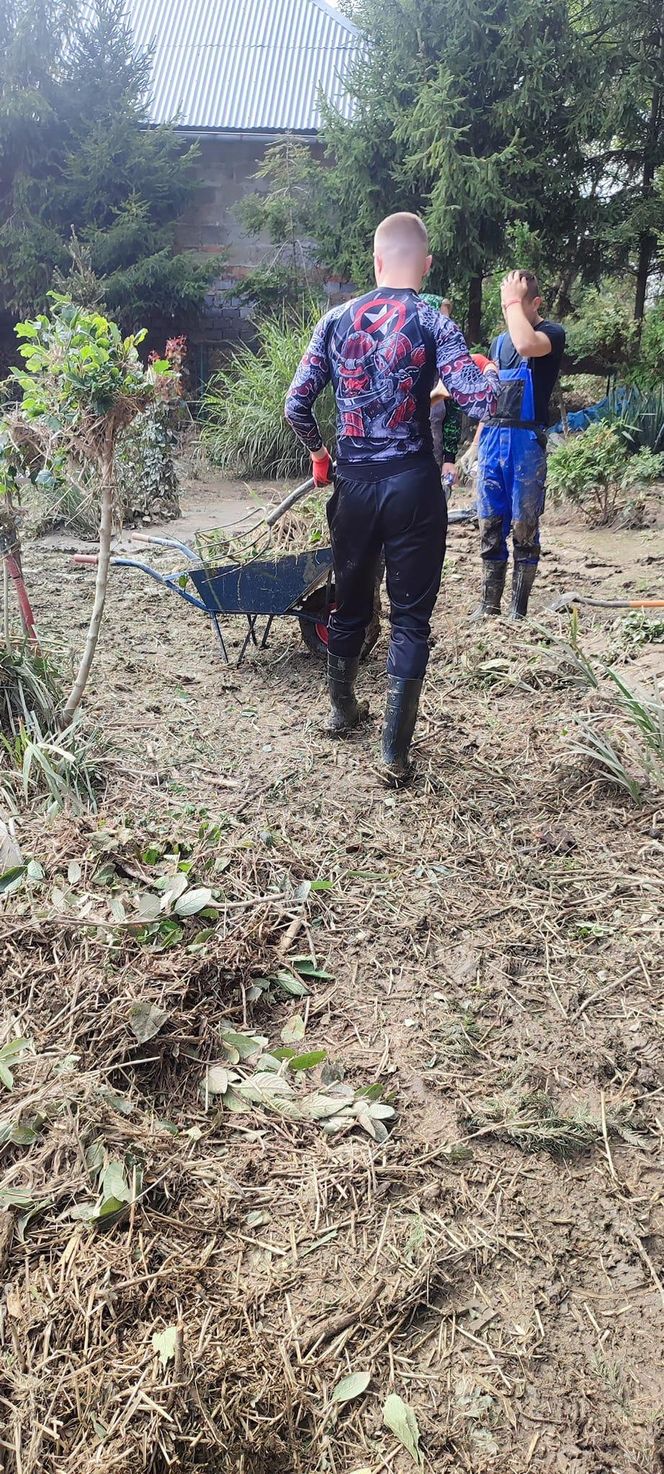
188, 547, 333, 616
109, 539, 334, 665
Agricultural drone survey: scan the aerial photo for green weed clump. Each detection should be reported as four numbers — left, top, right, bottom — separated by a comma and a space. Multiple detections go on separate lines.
562, 627, 664, 802
0, 646, 60, 739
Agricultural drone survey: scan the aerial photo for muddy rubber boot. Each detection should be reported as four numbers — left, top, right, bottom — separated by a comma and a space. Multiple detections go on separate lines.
380, 676, 423, 787
325, 653, 369, 736
470, 559, 507, 620
510, 560, 538, 620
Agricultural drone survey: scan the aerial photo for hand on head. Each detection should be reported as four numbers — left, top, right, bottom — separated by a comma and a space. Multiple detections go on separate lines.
501, 270, 542, 321
501, 271, 529, 307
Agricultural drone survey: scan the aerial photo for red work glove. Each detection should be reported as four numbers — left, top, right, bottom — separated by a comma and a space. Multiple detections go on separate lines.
311, 449, 333, 487
471, 353, 493, 373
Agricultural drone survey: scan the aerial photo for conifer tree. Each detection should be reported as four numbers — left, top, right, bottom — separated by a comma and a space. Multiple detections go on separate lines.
0, 0, 211, 336
320, 0, 596, 337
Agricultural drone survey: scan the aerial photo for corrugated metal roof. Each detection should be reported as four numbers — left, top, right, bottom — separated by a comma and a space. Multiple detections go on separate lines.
127, 0, 360, 134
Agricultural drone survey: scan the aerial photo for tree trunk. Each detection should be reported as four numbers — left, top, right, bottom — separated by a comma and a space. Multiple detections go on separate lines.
62, 441, 114, 723
635, 232, 656, 322
634, 17, 664, 319
467, 275, 483, 344
552, 263, 577, 320
0, 502, 39, 649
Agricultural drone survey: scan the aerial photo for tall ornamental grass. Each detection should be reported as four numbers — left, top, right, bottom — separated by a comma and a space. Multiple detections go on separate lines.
202, 314, 336, 478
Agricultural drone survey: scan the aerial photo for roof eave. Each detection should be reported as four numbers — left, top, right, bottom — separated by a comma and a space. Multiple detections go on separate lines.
171, 126, 320, 142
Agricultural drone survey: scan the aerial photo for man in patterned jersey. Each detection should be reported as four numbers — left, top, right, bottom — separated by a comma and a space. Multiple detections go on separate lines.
285, 212, 498, 785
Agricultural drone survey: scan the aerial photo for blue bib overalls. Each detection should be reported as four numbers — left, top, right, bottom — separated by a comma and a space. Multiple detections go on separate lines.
476, 333, 547, 568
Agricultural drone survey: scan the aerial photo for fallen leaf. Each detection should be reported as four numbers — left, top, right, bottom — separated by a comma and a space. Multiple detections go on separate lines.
100, 1161, 132, 1203
0, 1037, 30, 1091
236, 1072, 295, 1102
135, 892, 161, 922
299, 1092, 351, 1121
206, 1065, 229, 1095
152, 1326, 178, 1368
288, 1050, 327, 1072
157, 872, 188, 905
6, 1287, 22, 1318
275, 971, 309, 998
221, 1031, 267, 1061
0, 820, 21, 873
128, 1000, 169, 1044
0, 864, 26, 897
332, 1370, 371, 1404
98, 1088, 134, 1116
174, 886, 214, 917
281, 1013, 306, 1044
383, 1393, 423, 1467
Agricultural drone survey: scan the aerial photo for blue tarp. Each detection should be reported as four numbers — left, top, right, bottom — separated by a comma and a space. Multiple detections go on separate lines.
549, 389, 626, 436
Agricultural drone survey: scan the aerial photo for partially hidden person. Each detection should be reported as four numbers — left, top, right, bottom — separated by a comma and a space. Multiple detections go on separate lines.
421, 293, 460, 496
475, 270, 565, 620
284, 212, 498, 786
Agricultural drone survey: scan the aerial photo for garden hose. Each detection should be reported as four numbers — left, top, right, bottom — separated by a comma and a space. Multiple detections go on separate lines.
549, 593, 664, 612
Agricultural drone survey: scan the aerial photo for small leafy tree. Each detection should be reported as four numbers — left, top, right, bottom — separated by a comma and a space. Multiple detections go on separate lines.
548, 422, 664, 524
7, 296, 175, 719
565, 283, 639, 370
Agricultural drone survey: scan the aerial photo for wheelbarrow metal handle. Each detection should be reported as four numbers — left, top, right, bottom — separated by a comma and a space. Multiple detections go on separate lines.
131, 532, 199, 562
265, 475, 318, 528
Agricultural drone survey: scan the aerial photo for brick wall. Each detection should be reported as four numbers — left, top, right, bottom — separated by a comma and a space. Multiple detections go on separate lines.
178, 135, 353, 383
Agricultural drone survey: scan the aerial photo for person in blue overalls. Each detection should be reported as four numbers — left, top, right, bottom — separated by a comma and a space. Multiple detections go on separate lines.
475, 270, 565, 619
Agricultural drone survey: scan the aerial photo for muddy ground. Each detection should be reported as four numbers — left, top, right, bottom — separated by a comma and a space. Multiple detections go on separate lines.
2, 473, 663, 1474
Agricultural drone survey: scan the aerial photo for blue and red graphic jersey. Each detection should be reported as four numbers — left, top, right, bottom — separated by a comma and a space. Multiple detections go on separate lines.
285, 287, 498, 476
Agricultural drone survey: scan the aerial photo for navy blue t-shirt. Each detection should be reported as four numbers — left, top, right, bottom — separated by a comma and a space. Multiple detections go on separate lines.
490, 320, 565, 425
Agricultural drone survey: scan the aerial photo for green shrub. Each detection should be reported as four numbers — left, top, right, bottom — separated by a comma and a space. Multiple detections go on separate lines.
631, 297, 664, 389
565, 285, 638, 368
202, 313, 336, 478
548, 422, 664, 524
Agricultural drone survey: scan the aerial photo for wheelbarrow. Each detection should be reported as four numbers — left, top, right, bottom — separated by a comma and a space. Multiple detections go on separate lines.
73, 480, 477, 667
109, 534, 340, 666
73, 474, 363, 667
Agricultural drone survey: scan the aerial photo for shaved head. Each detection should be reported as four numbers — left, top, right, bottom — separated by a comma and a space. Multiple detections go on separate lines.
374, 212, 432, 289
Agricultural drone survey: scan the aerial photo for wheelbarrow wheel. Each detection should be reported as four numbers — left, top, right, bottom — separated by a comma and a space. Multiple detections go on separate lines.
298, 583, 381, 662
